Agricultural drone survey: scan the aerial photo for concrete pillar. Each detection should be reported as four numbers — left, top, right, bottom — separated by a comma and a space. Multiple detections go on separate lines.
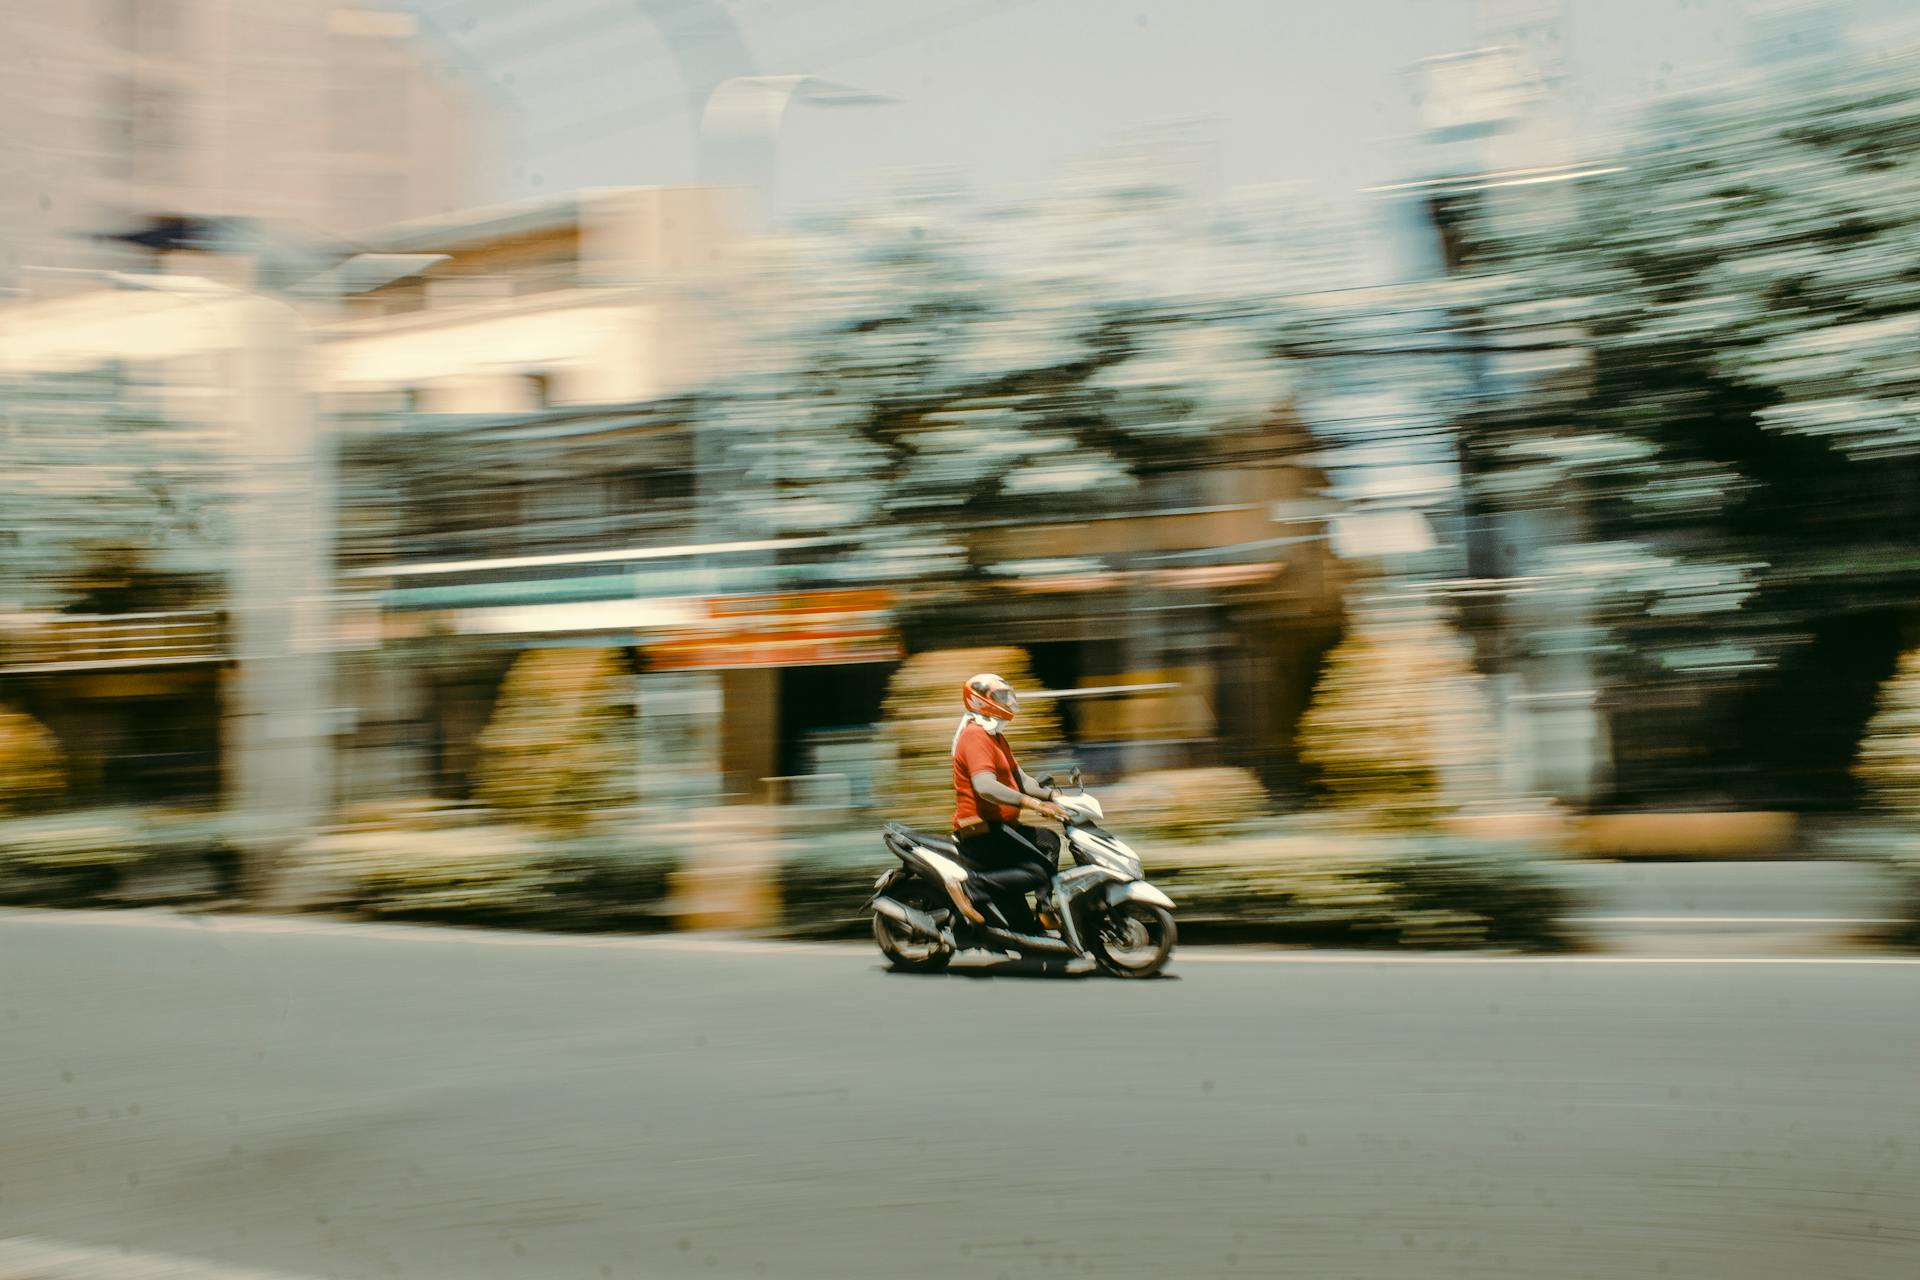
219, 292, 334, 902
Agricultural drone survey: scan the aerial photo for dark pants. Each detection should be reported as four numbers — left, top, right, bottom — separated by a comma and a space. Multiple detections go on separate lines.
955, 822, 1056, 932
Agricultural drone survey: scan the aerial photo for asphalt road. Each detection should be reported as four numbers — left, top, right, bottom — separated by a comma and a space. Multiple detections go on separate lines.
1561, 859, 1905, 956
5, 913, 1920, 1280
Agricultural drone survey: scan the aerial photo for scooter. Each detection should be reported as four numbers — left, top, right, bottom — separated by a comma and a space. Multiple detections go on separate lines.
866, 771, 1177, 979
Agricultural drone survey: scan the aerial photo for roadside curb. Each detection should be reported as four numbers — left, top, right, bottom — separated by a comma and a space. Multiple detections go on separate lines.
5, 906, 1920, 963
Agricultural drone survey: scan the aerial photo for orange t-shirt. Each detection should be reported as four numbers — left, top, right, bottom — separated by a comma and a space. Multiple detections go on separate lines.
953, 721, 1021, 830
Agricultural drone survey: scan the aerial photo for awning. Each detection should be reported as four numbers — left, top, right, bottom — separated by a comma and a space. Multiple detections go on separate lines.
451, 599, 705, 637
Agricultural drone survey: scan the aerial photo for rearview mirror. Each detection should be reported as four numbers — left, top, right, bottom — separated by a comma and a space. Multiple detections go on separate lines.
1038, 774, 1056, 792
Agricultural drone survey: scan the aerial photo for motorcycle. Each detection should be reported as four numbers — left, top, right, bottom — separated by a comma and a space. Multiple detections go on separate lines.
866, 770, 1177, 979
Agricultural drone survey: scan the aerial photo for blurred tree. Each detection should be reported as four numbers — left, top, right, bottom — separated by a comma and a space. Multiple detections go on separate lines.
696, 152, 1306, 590
1297, 602, 1502, 830
0, 706, 67, 813
475, 647, 636, 832
1098, 767, 1270, 841
878, 646, 1063, 827
1855, 647, 1920, 821
0, 368, 229, 612
1456, 47, 1920, 806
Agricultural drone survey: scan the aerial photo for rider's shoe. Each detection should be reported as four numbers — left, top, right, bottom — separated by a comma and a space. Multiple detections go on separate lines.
939, 871, 986, 925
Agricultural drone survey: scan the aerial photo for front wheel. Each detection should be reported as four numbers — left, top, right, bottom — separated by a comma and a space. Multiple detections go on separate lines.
1090, 902, 1176, 979
873, 908, 953, 973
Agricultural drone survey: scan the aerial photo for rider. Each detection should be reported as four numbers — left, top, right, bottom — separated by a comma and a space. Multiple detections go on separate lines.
949, 673, 1068, 932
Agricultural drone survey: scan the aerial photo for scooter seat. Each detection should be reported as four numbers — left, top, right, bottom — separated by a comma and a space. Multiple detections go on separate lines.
884, 821, 960, 858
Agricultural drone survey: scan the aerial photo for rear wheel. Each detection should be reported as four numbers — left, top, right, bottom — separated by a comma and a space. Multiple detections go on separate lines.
872, 883, 953, 973
1089, 902, 1176, 979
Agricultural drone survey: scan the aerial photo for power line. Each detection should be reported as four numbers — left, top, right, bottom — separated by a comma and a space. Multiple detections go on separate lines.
502, 0, 850, 99
519, 0, 1043, 159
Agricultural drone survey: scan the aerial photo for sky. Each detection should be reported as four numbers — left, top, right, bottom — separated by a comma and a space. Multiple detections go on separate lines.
394, 0, 1915, 516
402, 0, 1913, 234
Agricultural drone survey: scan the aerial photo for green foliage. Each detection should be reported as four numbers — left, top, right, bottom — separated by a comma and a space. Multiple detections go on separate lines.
1856, 648, 1920, 819
0, 807, 236, 907
1101, 768, 1269, 842
774, 832, 886, 940
769, 826, 1574, 950
696, 151, 1313, 585
0, 706, 66, 813
878, 646, 1063, 828
1155, 834, 1574, 951
1453, 48, 1920, 801
0, 811, 144, 905
304, 816, 681, 931
1297, 604, 1502, 829
475, 648, 635, 830
0, 367, 229, 611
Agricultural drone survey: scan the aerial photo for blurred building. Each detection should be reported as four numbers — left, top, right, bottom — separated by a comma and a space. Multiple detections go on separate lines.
327, 186, 1345, 812
2, 177, 1346, 825
0, 273, 326, 853
326, 186, 782, 809
0, 0, 487, 283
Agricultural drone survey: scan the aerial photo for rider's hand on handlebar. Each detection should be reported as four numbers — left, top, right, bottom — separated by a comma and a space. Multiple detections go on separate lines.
1035, 799, 1070, 822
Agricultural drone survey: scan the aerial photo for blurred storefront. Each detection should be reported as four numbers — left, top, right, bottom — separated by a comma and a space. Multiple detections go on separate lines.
907, 431, 1344, 789
322, 180, 1344, 809
3, 179, 1350, 823
0, 280, 331, 844
322, 186, 912, 806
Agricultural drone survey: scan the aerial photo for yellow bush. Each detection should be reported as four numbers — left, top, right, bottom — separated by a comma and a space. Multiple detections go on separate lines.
476, 648, 635, 831
1297, 603, 1501, 830
0, 706, 66, 813
879, 646, 1062, 827
1857, 647, 1920, 819
1101, 767, 1269, 841
304, 823, 554, 918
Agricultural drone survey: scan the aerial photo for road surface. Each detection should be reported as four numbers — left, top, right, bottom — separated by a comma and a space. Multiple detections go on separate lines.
4, 911, 1919, 1279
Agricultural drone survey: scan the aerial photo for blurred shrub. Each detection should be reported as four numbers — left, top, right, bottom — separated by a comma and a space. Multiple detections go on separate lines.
769, 824, 1574, 950
304, 819, 679, 932
1297, 604, 1502, 830
304, 824, 548, 920
1156, 833, 1574, 951
1101, 767, 1269, 841
1879, 836, 1920, 950
878, 646, 1062, 827
1853, 655, 1920, 948
334, 798, 484, 831
0, 706, 66, 813
1856, 648, 1920, 820
776, 833, 886, 940
475, 648, 635, 831
0, 811, 144, 905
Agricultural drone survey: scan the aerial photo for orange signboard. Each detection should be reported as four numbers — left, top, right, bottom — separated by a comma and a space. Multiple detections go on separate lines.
647, 589, 901, 670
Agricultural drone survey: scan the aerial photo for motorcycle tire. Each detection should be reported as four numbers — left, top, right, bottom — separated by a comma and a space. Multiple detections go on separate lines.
1089, 902, 1176, 979
872, 910, 953, 973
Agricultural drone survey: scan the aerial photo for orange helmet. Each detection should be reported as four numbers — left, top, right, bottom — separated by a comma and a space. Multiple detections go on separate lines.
962, 673, 1019, 722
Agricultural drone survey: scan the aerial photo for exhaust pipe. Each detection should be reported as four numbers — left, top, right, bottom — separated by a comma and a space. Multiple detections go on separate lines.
979, 926, 1076, 957
873, 896, 949, 944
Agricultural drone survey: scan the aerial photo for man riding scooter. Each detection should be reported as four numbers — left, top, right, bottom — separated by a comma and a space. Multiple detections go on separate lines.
947, 673, 1070, 934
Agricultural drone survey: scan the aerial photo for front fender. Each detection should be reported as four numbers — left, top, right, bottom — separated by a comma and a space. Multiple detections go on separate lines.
1104, 880, 1175, 911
